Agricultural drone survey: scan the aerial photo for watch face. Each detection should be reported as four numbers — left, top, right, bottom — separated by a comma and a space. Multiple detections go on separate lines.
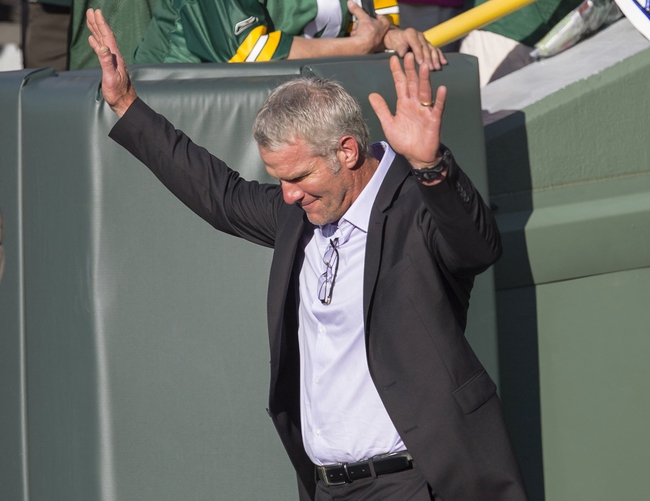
412, 145, 451, 182
415, 166, 443, 181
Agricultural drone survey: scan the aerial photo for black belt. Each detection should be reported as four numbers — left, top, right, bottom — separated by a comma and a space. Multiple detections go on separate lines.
316, 451, 413, 487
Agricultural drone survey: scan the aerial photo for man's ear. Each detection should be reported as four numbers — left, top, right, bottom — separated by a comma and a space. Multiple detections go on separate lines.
336, 135, 360, 170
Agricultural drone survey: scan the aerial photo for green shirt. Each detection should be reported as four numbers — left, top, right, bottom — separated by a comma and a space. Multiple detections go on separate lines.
132, 0, 399, 64
39, 0, 72, 7
69, 0, 159, 70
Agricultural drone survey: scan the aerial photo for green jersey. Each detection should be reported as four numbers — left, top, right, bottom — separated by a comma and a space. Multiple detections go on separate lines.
132, 0, 400, 64
70, 0, 159, 70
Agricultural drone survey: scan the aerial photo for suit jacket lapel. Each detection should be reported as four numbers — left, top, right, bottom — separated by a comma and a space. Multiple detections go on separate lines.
267, 205, 307, 370
363, 155, 412, 330
267, 154, 410, 370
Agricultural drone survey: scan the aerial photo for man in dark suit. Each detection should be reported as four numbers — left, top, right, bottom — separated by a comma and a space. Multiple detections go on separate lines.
87, 9, 527, 501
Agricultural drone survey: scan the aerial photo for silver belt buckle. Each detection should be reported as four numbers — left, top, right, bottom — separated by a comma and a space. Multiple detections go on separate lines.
317, 464, 348, 487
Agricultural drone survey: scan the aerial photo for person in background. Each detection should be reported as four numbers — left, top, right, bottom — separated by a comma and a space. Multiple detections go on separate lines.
68, 0, 159, 70
132, 0, 445, 70
22, 0, 71, 71
398, 0, 465, 52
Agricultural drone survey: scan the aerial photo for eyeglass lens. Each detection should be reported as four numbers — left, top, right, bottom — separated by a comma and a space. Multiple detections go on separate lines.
318, 238, 339, 305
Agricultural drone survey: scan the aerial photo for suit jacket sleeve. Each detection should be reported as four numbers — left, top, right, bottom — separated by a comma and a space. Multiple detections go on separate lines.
108, 97, 283, 248
416, 154, 502, 277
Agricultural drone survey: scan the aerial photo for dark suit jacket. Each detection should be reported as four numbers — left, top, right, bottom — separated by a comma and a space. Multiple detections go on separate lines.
110, 98, 528, 501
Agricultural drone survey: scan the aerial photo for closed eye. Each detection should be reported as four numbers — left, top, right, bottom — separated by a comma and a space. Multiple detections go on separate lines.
284, 173, 309, 183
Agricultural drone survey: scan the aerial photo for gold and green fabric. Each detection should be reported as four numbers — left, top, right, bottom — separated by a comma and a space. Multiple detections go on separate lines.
132, 0, 399, 64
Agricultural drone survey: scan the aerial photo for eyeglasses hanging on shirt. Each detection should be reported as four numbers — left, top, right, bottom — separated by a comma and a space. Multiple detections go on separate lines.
317, 238, 339, 305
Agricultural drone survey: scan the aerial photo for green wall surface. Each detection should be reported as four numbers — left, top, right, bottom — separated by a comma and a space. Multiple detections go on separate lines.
0, 54, 497, 501
6, 38, 648, 500
536, 268, 650, 501
487, 44, 650, 501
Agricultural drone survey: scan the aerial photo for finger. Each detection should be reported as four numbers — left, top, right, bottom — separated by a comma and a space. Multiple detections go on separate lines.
86, 9, 101, 44
94, 11, 119, 54
94, 9, 111, 37
95, 10, 117, 50
405, 31, 436, 71
87, 34, 100, 55
405, 29, 426, 66
404, 52, 420, 101
418, 60, 433, 106
89, 35, 118, 74
389, 54, 409, 101
376, 14, 391, 30
368, 93, 394, 131
432, 85, 447, 122
94, 10, 130, 74
417, 33, 435, 71
417, 34, 440, 71
86, 10, 116, 73
425, 42, 442, 71
437, 47, 448, 66
87, 9, 110, 59
390, 28, 419, 60
347, 0, 369, 21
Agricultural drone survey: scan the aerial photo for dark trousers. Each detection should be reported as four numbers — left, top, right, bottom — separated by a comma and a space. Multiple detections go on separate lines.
23, 1, 71, 71
315, 465, 433, 501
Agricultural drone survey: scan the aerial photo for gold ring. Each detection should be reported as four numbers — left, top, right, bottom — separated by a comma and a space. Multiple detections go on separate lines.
420, 101, 433, 107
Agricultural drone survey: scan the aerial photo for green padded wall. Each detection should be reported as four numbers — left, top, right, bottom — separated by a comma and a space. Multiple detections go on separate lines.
1, 54, 495, 501
0, 67, 55, 501
488, 46, 650, 500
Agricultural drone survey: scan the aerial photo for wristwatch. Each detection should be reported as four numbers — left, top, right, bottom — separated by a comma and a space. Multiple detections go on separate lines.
411, 144, 452, 183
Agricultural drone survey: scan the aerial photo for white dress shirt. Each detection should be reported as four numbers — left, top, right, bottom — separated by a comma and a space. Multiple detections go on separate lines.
296, 142, 406, 465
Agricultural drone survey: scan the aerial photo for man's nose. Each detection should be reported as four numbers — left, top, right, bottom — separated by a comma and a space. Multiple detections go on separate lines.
281, 182, 303, 205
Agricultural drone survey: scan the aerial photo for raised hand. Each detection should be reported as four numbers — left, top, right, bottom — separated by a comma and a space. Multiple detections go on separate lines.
86, 9, 137, 117
369, 53, 447, 170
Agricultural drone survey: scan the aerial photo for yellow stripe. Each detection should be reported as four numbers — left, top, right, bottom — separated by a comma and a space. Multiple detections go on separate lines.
375, 0, 399, 26
255, 31, 281, 61
229, 25, 267, 63
374, 0, 398, 10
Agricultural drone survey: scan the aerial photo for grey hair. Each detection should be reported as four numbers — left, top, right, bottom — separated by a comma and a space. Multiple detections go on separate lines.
253, 78, 370, 170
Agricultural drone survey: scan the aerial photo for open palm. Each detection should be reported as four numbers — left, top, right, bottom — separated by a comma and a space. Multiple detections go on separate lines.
369, 53, 446, 169
86, 9, 137, 117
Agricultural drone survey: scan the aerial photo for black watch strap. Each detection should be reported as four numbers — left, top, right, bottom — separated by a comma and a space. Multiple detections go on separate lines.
411, 144, 452, 183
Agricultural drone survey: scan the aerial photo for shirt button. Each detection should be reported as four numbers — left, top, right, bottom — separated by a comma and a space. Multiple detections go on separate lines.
315, 429, 321, 436
319, 326, 326, 334
314, 377, 320, 384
